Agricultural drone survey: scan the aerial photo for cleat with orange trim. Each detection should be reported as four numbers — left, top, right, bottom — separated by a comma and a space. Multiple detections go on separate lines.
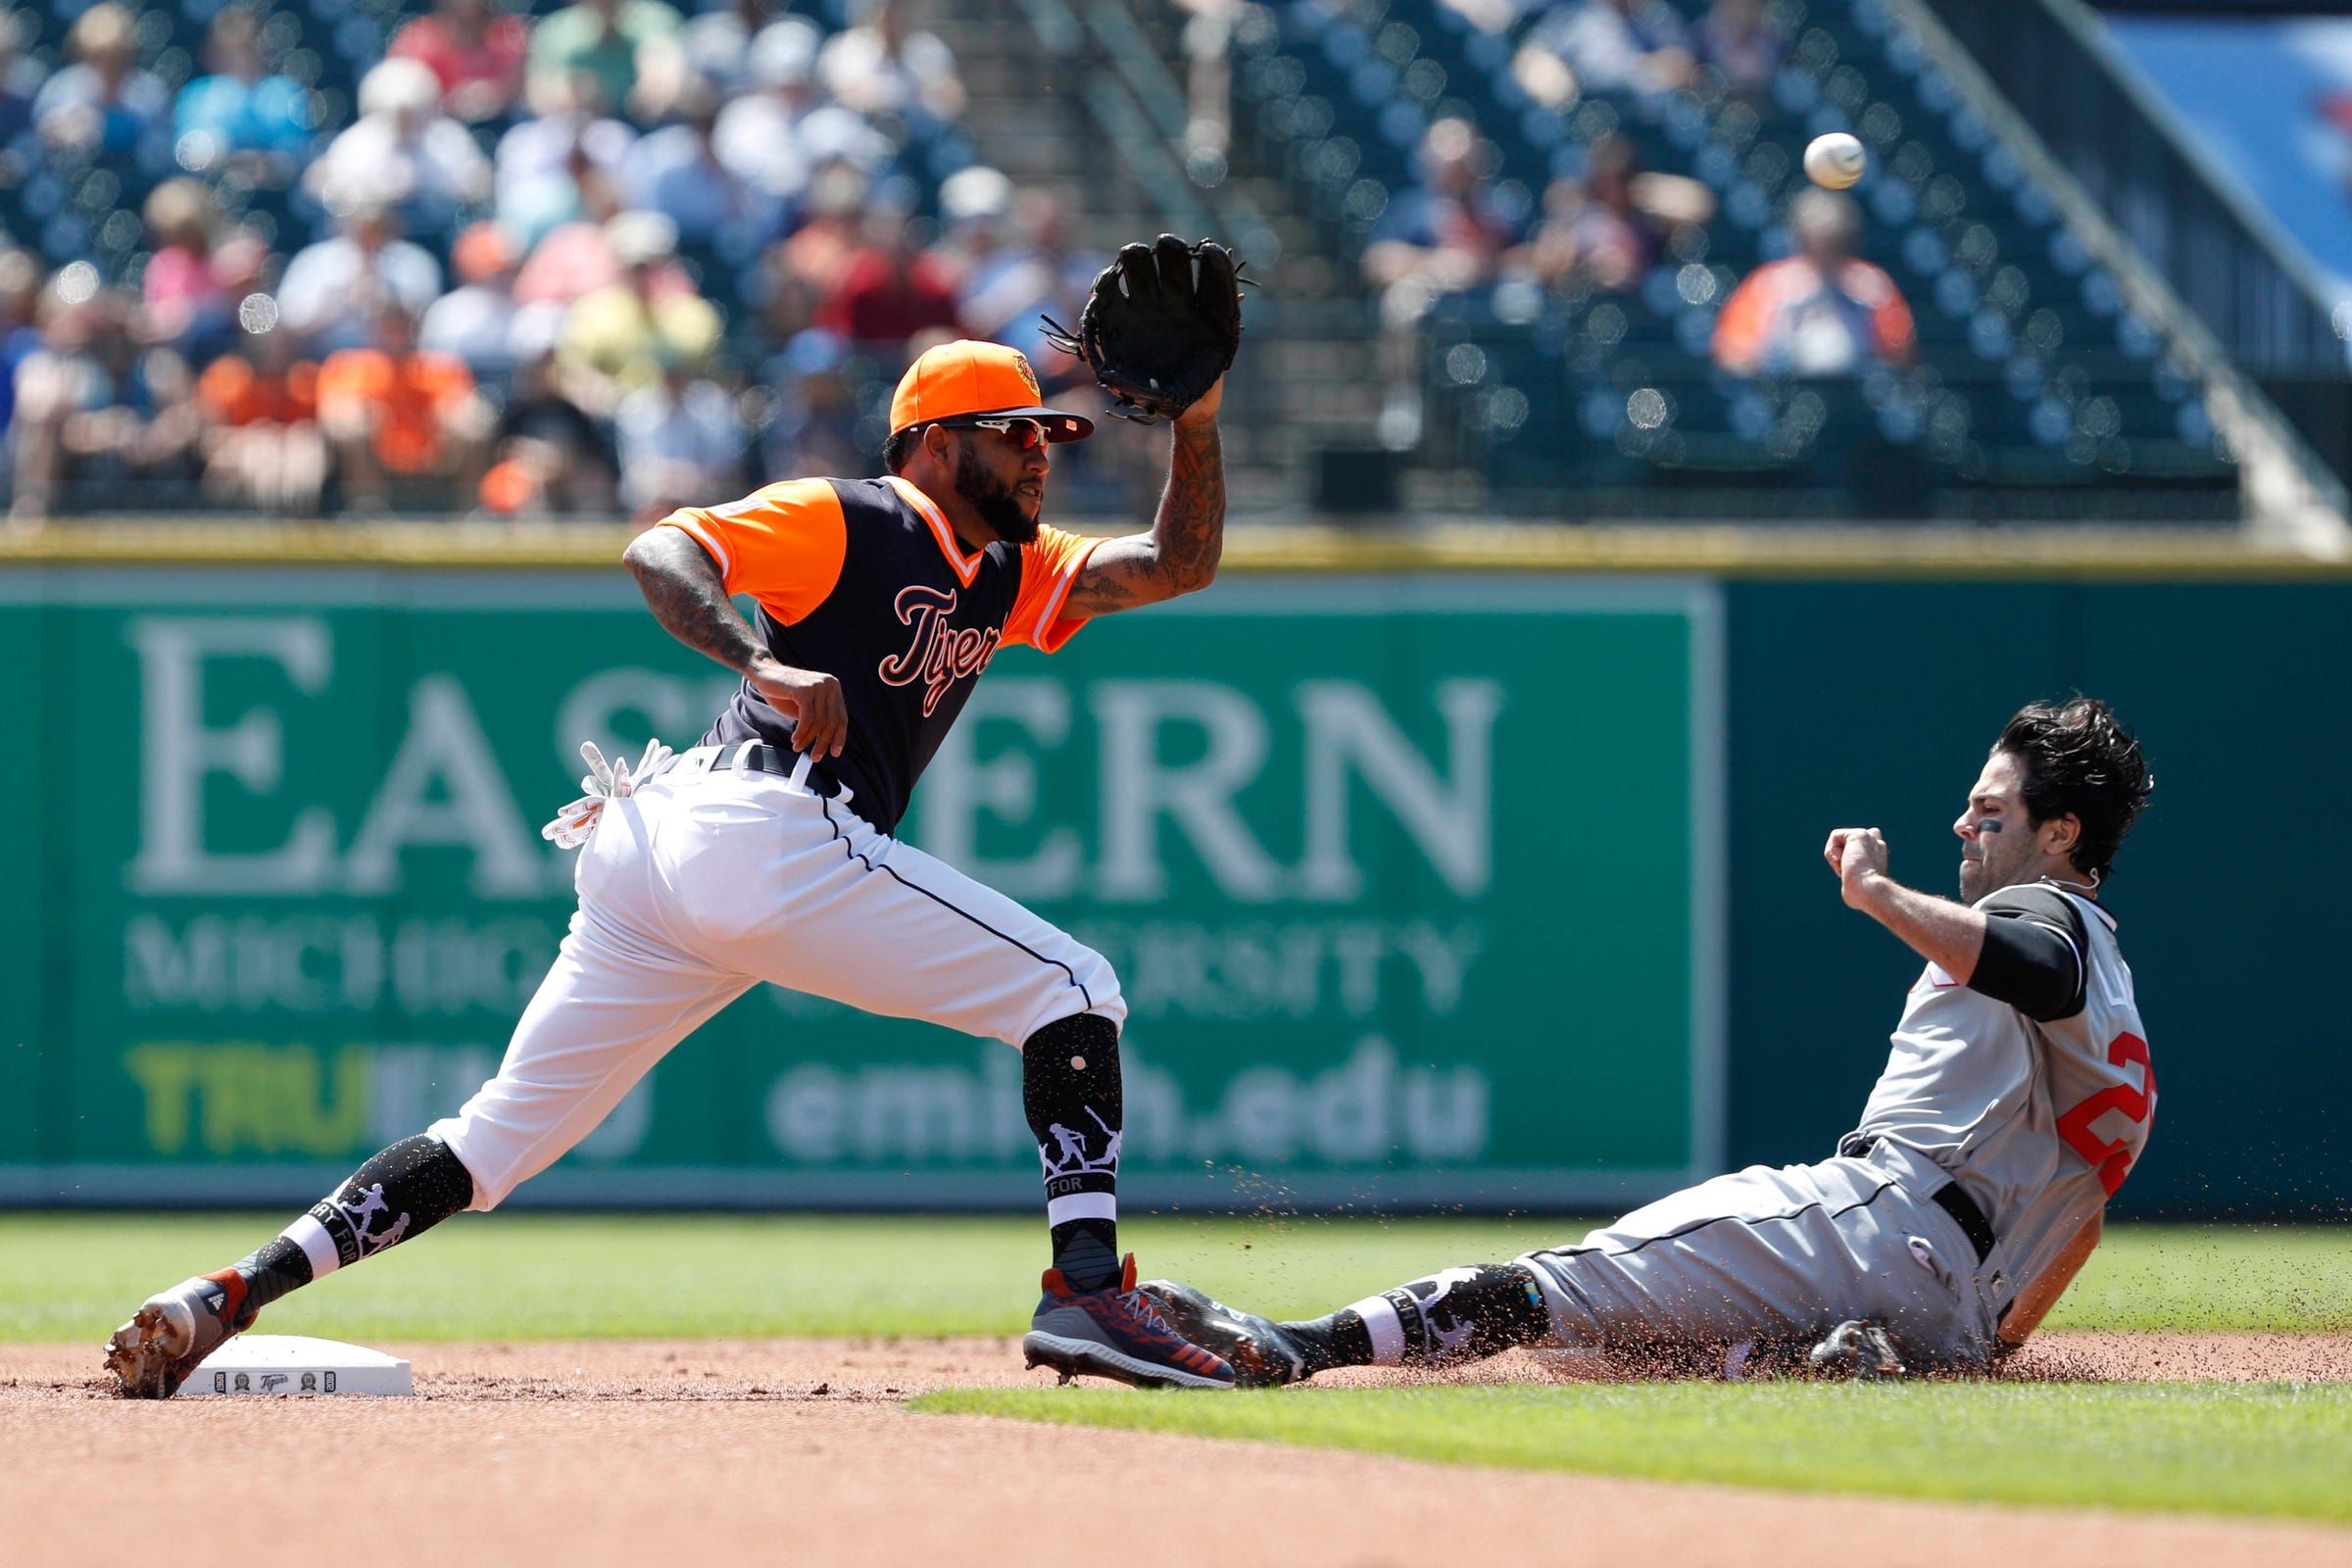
103, 1271, 256, 1398
1020, 1253, 1236, 1391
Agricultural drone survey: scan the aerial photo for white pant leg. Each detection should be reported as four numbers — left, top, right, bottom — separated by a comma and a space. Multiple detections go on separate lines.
429, 763, 1121, 1211
661, 771, 1123, 1045
430, 783, 751, 1209
1517, 1152, 1995, 1367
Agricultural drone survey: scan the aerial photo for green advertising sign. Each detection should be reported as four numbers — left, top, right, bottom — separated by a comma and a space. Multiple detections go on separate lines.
0, 570, 1721, 1209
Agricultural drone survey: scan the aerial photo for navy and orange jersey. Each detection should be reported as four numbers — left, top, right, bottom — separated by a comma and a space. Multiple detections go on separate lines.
653, 473, 1099, 833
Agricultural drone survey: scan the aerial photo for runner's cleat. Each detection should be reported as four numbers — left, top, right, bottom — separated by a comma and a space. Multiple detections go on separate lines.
104, 1271, 256, 1398
1021, 1254, 1236, 1391
1136, 1279, 1311, 1388
1807, 1318, 1908, 1381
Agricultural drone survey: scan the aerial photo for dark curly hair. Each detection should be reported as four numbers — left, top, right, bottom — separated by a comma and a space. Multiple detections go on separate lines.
1994, 697, 2153, 881
881, 424, 924, 473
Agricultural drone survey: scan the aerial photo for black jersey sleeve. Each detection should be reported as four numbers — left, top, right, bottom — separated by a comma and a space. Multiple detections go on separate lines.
1970, 883, 2089, 1022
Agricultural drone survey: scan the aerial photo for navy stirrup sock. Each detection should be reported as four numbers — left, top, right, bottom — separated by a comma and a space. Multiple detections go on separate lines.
1023, 1014, 1124, 1293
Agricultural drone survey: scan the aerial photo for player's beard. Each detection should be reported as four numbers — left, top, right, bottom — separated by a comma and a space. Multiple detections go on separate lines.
1960, 828, 2027, 903
953, 446, 1040, 544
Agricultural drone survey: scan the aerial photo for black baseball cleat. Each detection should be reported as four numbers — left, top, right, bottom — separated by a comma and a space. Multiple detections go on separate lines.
1136, 1279, 1311, 1388
1807, 1318, 1908, 1381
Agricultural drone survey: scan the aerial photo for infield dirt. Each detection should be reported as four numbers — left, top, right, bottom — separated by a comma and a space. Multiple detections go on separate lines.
5, 1334, 2347, 1568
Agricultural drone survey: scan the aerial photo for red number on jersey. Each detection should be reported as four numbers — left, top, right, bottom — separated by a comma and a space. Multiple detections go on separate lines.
2056, 1031, 2156, 1197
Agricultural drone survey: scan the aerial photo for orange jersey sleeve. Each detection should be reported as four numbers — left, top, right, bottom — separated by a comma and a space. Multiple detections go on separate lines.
1004, 523, 1101, 653
1710, 262, 1783, 372
1861, 265, 1917, 365
656, 476, 849, 624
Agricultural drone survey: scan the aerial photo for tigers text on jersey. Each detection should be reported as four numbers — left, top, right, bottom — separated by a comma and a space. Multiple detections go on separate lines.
656, 474, 1099, 833
1847, 881, 2154, 1299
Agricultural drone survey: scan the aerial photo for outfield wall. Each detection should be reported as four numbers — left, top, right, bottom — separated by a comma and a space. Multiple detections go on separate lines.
0, 536, 2338, 1217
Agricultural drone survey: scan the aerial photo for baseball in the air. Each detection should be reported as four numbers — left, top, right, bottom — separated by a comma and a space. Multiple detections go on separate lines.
1804, 132, 1867, 190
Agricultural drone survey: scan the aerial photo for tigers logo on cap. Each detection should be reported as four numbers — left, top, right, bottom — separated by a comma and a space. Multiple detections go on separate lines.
889, 339, 1093, 443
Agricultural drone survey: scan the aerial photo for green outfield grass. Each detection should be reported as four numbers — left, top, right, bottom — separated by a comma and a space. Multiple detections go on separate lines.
913, 1382, 2352, 1522
3, 1212, 2347, 1342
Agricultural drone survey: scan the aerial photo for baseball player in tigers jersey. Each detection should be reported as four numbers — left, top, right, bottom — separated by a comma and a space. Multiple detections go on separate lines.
107, 339, 1239, 1396
1146, 698, 2156, 1383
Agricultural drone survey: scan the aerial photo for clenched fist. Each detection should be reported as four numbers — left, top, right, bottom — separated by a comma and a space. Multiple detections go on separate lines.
1823, 826, 1890, 909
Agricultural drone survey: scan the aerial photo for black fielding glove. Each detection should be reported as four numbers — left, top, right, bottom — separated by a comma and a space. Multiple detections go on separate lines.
1041, 234, 1246, 424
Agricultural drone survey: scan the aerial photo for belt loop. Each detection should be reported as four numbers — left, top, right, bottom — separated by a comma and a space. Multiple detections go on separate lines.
788, 749, 814, 792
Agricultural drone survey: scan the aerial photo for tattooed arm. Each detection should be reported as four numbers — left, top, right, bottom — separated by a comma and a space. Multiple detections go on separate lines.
1064, 377, 1226, 617
621, 526, 848, 756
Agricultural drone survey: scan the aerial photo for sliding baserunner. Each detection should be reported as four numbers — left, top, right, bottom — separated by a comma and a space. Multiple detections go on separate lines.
1147, 698, 2155, 1382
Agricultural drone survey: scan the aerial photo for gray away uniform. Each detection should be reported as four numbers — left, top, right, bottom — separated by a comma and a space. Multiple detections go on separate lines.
1515, 882, 2154, 1369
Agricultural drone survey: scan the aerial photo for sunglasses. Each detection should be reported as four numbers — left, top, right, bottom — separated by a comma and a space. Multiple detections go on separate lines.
941, 416, 1050, 451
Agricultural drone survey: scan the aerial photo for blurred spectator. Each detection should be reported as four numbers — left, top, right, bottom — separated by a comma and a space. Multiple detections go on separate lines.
933, 165, 1013, 313
172, 5, 311, 182
390, 0, 531, 125
421, 220, 523, 378
512, 164, 636, 307
1695, 0, 1784, 96
675, 0, 780, 97
477, 347, 618, 516
498, 70, 637, 249
12, 271, 201, 521
942, 177, 1101, 370
1522, 133, 1712, 293
614, 358, 743, 517
1713, 188, 1916, 376
0, 13, 49, 185
194, 308, 327, 514
817, 0, 963, 125
1365, 117, 1526, 447
139, 178, 236, 358
1515, 0, 1692, 107
817, 202, 960, 346
770, 157, 869, 302
318, 300, 493, 512
558, 210, 722, 413
278, 203, 445, 352
1364, 118, 1524, 300
623, 76, 769, 245
711, 17, 825, 202
759, 331, 863, 479
528, 0, 682, 125
308, 58, 493, 238
0, 247, 44, 468
33, 2, 170, 157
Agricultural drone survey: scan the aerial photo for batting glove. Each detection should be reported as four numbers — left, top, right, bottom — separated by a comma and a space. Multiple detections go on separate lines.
540, 739, 677, 849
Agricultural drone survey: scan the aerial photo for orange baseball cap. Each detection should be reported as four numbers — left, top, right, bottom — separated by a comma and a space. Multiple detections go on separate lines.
888, 339, 1092, 442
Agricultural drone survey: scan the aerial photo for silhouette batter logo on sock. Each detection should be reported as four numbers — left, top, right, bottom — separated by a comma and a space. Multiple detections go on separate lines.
313, 1182, 415, 1267
1386, 1266, 1488, 1360
1040, 1108, 1122, 1179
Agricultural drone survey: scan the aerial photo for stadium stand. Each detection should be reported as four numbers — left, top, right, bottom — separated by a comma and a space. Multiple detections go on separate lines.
1215, 0, 2251, 520
0, 0, 2328, 525
0, 0, 1006, 520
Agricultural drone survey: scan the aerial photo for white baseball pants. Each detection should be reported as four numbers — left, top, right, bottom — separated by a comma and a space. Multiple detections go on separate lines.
1517, 1139, 2001, 1369
430, 751, 1124, 1209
